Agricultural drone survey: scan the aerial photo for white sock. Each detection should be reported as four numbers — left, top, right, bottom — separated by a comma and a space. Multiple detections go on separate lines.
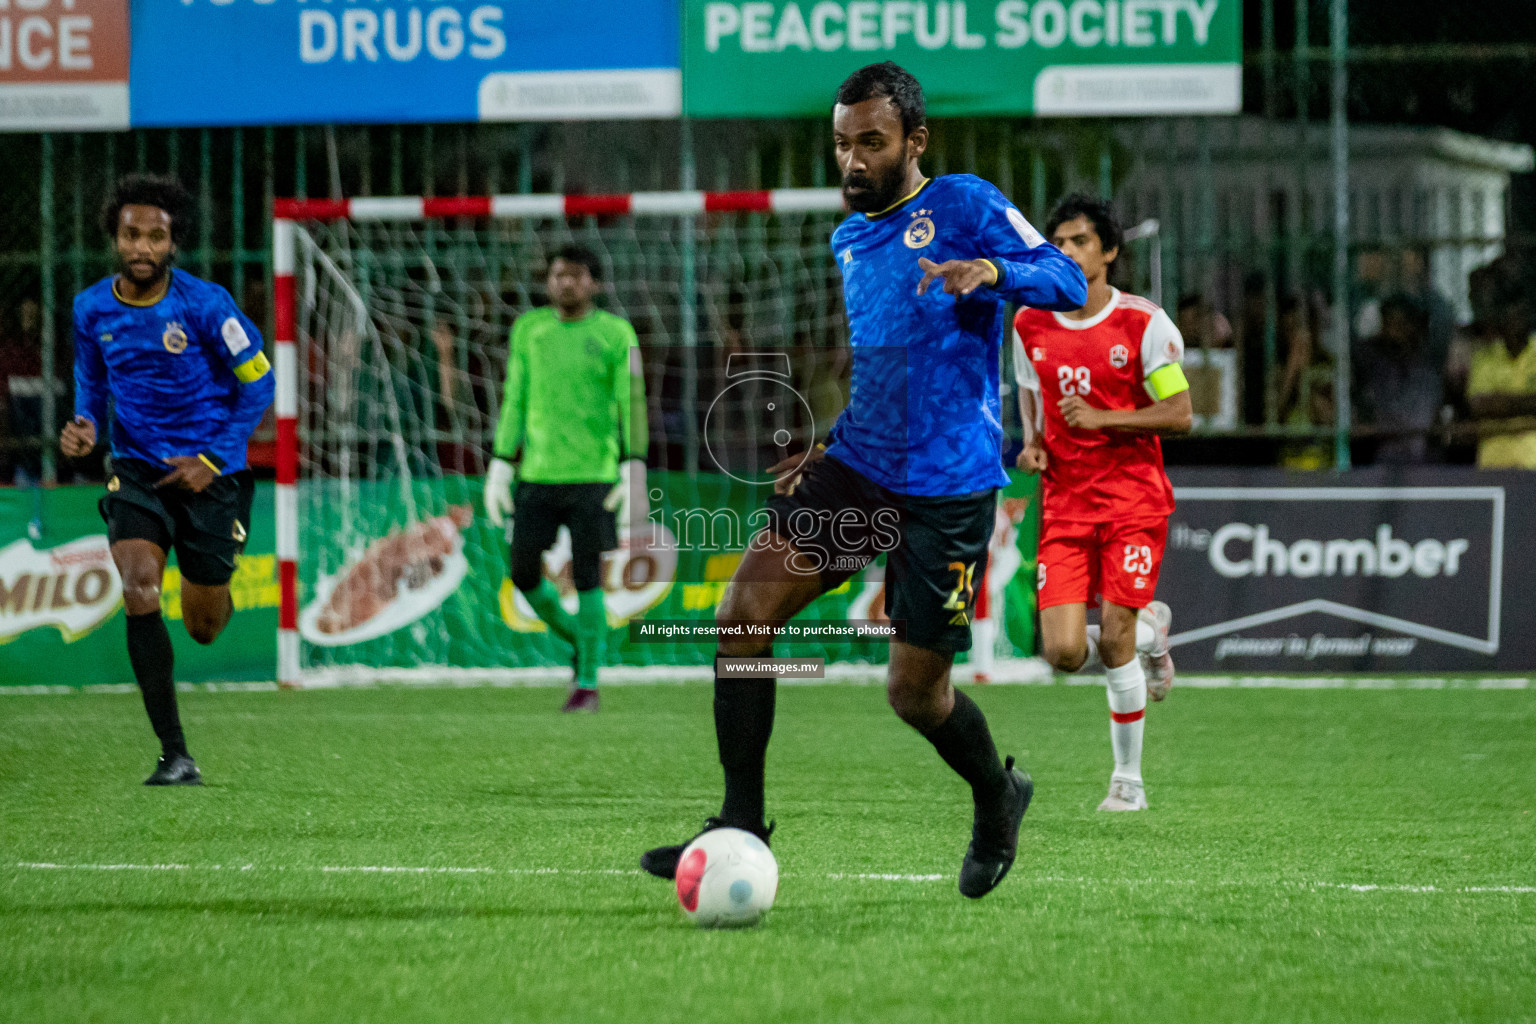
1076, 625, 1104, 674
1105, 658, 1146, 783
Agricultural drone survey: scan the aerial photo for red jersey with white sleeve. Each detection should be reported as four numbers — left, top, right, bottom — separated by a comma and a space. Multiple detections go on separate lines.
1013, 288, 1186, 524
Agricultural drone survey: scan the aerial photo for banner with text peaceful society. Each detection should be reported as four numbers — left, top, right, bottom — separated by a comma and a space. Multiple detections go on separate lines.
683, 0, 1241, 117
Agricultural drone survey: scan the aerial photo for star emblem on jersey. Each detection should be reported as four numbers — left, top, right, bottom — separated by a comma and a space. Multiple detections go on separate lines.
162, 321, 188, 355
904, 216, 936, 249
1109, 344, 1130, 369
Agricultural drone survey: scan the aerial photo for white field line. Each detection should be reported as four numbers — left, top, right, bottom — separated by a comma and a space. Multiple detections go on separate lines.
2, 672, 1530, 697
10, 861, 1534, 895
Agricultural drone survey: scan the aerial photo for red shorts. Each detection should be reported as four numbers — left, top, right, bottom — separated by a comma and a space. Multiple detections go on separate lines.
1037, 518, 1168, 611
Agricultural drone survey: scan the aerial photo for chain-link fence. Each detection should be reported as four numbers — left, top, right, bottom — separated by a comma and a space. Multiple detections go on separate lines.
2, 29, 1532, 485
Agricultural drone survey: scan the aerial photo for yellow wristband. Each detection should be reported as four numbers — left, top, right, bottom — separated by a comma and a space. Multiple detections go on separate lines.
977, 259, 1000, 286
197, 453, 223, 475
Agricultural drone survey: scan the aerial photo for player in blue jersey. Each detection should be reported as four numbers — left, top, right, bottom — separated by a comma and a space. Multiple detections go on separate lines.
641, 63, 1087, 898
60, 174, 274, 786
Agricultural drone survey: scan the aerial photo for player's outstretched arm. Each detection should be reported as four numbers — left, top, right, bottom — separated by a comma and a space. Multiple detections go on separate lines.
964, 181, 1087, 311
915, 257, 998, 297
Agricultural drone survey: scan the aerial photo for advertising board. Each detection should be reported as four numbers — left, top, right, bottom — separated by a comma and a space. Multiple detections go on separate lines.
682, 0, 1241, 117
128, 0, 681, 127
1159, 468, 1536, 673
0, 0, 128, 130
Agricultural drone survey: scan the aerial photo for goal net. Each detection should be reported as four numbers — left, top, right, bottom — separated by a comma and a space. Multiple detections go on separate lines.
273, 192, 1044, 687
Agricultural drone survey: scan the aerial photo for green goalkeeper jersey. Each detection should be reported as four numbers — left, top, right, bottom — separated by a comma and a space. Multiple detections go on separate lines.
493, 306, 648, 484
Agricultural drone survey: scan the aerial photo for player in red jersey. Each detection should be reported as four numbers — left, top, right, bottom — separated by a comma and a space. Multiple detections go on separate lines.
1012, 194, 1192, 812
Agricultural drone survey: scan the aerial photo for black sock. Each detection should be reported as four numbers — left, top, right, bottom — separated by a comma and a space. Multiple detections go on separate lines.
714, 650, 775, 828
923, 690, 1008, 805
126, 612, 186, 758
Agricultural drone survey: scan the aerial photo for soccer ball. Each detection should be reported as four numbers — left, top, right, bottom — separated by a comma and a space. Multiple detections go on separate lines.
674, 827, 778, 928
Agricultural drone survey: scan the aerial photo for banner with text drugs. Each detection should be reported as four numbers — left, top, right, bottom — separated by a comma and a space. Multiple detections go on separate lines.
683, 0, 1240, 117
129, 0, 680, 128
1157, 468, 1536, 673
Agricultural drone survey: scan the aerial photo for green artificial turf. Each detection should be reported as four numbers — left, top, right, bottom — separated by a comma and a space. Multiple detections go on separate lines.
1, 683, 1533, 1023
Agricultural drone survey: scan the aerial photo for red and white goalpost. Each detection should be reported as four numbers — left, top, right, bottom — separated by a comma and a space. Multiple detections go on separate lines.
272, 214, 300, 687
271, 188, 851, 687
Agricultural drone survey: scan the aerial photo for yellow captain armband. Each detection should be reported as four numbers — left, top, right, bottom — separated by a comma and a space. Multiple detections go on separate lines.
1146, 363, 1190, 400
234, 352, 272, 384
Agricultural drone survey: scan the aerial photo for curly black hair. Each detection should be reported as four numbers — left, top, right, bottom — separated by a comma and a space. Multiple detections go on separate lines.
99, 173, 194, 245
1045, 193, 1123, 256
549, 243, 603, 281
834, 61, 926, 137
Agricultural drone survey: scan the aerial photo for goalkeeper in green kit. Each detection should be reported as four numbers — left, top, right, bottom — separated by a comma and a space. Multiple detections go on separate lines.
484, 245, 648, 712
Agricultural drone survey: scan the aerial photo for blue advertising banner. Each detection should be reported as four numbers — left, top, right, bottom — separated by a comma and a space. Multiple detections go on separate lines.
129, 0, 681, 127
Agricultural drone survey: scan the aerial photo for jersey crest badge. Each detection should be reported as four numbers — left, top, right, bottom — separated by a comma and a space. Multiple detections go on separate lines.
162, 322, 188, 355
1109, 344, 1129, 369
904, 215, 936, 249
840, 246, 854, 270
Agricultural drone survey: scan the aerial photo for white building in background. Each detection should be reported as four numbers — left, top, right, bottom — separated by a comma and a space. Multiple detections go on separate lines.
1112, 115, 1533, 322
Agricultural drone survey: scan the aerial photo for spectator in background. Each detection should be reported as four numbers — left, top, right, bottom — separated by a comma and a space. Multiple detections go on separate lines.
1235, 272, 1267, 425
1401, 247, 1457, 373
1174, 292, 1234, 428
1278, 294, 1335, 470
0, 299, 45, 483
1465, 256, 1536, 469
1354, 293, 1444, 465
1176, 293, 1233, 350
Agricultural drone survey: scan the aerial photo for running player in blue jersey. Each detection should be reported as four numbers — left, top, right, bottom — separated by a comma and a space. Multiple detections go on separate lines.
60, 174, 274, 786
641, 63, 1087, 898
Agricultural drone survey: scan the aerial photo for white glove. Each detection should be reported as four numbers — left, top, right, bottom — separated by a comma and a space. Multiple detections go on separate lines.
484, 458, 515, 528
604, 458, 649, 532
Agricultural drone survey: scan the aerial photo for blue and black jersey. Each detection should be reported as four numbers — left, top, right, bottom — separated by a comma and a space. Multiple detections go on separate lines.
827, 174, 1086, 496
73, 270, 274, 474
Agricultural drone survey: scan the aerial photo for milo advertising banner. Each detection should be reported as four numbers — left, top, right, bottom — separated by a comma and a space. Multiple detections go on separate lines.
0, 484, 279, 687
1, 472, 1040, 687
293, 469, 1042, 682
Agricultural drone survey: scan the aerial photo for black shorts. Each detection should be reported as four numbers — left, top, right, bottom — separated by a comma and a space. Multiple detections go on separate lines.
764, 454, 995, 653
100, 458, 255, 587
510, 481, 617, 593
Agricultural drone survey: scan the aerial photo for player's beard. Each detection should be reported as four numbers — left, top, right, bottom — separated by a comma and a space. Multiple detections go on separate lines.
841, 160, 907, 214
117, 249, 174, 290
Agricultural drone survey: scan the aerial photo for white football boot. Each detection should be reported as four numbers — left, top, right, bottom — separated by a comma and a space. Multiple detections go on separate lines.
1097, 776, 1148, 812
1138, 600, 1174, 702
